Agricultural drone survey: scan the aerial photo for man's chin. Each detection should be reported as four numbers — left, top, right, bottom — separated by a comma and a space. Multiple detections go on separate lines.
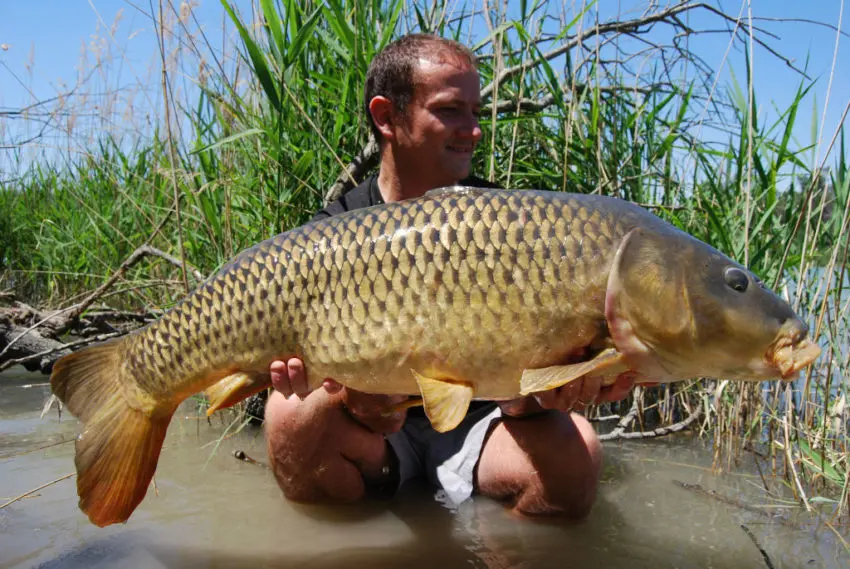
442, 161, 473, 183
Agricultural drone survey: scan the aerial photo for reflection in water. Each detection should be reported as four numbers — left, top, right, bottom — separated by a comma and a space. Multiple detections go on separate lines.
1, 368, 847, 569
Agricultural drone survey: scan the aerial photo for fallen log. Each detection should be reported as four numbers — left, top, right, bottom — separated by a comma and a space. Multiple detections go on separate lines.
0, 321, 69, 373
0, 304, 154, 374
1, 243, 197, 375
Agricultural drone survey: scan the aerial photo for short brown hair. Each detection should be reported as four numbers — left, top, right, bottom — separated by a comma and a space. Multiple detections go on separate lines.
364, 34, 477, 141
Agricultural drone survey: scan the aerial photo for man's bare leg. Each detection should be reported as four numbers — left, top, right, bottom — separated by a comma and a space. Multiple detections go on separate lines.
266, 356, 604, 519
475, 411, 603, 519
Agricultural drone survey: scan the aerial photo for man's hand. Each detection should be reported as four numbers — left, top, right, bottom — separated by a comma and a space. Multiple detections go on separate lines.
268, 358, 408, 434
270, 358, 310, 398
499, 372, 643, 417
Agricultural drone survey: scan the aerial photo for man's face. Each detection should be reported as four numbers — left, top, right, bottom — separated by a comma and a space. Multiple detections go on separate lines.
393, 58, 483, 188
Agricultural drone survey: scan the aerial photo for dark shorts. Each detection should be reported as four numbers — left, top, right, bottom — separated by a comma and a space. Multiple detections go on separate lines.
386, 402, 503, 504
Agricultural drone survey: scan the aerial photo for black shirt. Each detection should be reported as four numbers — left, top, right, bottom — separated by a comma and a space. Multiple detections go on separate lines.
311, 174, 502, 222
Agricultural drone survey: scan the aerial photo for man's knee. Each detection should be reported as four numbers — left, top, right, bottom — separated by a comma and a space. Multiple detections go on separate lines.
529, 413, 602, 518
264, 390, 313, 500
478, 412, 603, 519
263, 390, 378, 504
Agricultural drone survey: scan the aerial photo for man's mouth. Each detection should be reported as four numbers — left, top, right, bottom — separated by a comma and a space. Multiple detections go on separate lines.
446, 144, 473, 154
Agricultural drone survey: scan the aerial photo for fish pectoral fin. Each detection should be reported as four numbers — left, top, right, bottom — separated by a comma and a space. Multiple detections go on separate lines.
411, 370, 473, 433
520, 348, 627, 395
205, 371, 271, 416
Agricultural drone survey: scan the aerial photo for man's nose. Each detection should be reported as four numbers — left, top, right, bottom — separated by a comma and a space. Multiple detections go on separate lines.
460, 111, 482, 141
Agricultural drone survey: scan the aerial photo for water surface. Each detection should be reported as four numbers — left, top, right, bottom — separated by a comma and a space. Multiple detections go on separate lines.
1, 368, 846, 569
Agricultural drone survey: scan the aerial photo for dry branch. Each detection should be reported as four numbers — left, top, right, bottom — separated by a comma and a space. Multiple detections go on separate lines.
0, 321, 67, 373
0, 332, 123, 374
0, 244, 195, 373
0, 473, 75, 511
323, 136, 381, 206
599, 389, 702, 441
480, 1, 718, 100
0, 244, 201, 363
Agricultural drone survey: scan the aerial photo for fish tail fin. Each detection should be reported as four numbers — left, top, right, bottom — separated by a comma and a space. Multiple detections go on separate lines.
50, 340, 173, 527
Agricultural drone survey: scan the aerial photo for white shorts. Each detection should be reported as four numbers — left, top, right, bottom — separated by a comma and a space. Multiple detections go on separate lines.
386, 402, 503, 505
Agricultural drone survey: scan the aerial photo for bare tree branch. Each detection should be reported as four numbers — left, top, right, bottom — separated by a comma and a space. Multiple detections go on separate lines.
0, 332, 123, 374
323, 135, 380, 206
598, 389, 703, 441
0, 244, 202, 362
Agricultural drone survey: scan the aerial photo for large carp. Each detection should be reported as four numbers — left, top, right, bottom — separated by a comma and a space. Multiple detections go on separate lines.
50, 187, 819, 527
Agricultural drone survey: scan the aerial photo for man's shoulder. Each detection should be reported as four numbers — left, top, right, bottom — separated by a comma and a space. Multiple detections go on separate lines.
312, 173, 503, 222
311, 176, 381, 222
459, 174, 502, 190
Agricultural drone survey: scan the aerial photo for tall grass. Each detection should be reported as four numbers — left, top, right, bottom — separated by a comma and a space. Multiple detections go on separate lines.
1, 0, 847, 518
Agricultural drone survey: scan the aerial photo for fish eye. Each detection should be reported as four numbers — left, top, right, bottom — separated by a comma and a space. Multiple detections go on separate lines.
724, 267, 749, 293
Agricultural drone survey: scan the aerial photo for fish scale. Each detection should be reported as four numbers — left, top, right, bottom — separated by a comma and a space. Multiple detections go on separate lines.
50, 186, 820, 527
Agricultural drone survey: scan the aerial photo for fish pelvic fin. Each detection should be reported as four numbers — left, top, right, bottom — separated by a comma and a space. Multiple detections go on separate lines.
411, 370, 473, 433
205, 371, 272, 416
50, 339, 172, 527
519, 348, 627, 395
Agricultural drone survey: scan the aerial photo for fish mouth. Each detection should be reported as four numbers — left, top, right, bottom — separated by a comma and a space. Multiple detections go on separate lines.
767, 334, 821, 381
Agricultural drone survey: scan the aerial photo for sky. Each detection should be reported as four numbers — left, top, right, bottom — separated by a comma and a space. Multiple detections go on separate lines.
1, 0, 848, 175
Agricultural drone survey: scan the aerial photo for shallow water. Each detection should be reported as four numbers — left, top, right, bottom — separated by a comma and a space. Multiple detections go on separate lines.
1, 368, 847, 569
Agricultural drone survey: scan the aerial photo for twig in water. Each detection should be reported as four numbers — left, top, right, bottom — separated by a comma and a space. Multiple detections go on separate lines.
672, 480, 799, 529
0, 473, 75, 510
740, 524, 776, 569
0, 438, 73, 460
233, 449, 268, 469
823, 520, 850, 554
41, 394, 60, 419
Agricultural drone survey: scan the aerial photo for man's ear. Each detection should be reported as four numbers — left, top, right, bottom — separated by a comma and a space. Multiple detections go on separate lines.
368, 96, 396, 140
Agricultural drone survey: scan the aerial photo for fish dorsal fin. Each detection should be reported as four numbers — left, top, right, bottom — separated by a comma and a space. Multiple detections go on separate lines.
204, 371, 271, 415
520, 348, 627, 395
410, 369, 473, 432
424, 185, 497, 199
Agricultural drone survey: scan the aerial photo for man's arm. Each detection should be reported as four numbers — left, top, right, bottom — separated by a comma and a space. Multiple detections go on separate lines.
273, 355, 637, 420
497, 373, 639, 417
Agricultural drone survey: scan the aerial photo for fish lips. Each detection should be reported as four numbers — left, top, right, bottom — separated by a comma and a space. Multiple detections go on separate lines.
764, 332, 821, 381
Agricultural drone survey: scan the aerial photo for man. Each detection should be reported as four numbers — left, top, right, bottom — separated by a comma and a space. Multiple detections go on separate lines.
263, 34, 636, 518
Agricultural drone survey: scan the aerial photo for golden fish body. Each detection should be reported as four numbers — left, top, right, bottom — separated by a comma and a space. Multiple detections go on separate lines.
130, 188, 639, 402
50, 187, 820, 527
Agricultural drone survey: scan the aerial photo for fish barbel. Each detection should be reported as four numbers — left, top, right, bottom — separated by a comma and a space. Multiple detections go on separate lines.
50, 187, 820, 526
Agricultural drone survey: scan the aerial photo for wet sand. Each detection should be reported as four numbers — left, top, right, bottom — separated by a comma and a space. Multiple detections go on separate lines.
1, 368, 846, 569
